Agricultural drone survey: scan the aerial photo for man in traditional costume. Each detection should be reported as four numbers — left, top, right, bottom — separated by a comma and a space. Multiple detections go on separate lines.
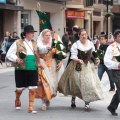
6, 25, 50, 114
104, 29, 120, 116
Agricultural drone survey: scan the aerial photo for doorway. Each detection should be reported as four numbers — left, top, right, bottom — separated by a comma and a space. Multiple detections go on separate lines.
66, 18, 75, 35
93, 21, 101, 35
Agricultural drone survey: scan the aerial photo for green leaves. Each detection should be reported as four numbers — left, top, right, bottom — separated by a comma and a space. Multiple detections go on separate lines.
92, 49, 104, 59
19, 51, 26, 59
114, 56, 120, 62
52, 40, 67, 60
52, 40, 65, 51
103, 12, 114, 18
54, 51, 67, 61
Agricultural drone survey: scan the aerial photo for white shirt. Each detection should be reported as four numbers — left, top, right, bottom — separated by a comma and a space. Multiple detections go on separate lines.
6, 39, 48, 62
70, 40, 95, 59
104, 41, 120, 69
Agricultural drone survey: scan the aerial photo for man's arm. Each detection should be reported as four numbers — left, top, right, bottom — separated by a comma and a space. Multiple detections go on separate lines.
104, 45, 119, 69
6, 42, 18, 62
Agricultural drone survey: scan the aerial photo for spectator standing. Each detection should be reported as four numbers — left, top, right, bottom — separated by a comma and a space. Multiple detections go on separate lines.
93, 35, 99, 50
62, 31, 69, 53
12, 32, 20, 40
98, 34, 115, 91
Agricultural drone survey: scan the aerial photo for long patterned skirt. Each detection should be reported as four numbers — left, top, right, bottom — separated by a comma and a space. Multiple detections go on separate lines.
36, 59, 64, 100
58, 61, 104, 103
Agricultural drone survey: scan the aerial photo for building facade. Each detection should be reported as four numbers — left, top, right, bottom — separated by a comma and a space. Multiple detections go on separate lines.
65, 0, 113, 37
111, 0, 120, 32
0, 0, 23, 42
0, 0, 69, 42
0, 0, 114, 44
18, 0, 68, 39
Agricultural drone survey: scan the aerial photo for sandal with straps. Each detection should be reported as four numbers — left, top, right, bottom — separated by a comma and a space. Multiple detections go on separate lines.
46, 100, 50, 107
85, 104, 90, 112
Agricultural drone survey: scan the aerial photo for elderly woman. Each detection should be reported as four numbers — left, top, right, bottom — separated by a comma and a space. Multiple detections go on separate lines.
36, 29, 64, 111
108, 32, 114, 44
58, 28, 103, 111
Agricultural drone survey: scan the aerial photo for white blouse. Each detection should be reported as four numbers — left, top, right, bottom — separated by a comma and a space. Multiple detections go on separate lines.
6, 39, 48, 62
70, 40, 95, 59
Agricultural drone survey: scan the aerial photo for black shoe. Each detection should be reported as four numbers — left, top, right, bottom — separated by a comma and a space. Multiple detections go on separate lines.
109, 88, 115, 91
71, 101, 76, 108
107, 106, 118, 116
85, 104, 90, 112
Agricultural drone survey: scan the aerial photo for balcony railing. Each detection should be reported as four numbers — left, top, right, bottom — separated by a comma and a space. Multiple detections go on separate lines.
66, 0, 83, 5
66, 0, 84, 8
38, 0, 71, 3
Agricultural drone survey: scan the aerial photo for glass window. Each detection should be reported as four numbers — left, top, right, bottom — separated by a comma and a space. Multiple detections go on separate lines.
21, 11, 31, 32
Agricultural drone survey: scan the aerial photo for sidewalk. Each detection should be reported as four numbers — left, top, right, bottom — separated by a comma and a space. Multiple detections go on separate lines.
0, 62, 7, 69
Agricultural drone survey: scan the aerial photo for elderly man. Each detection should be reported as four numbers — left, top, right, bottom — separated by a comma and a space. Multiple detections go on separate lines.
104, 29, 120, 116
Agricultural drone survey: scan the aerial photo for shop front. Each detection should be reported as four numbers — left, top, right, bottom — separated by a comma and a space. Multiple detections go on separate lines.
65, 10, 85, 35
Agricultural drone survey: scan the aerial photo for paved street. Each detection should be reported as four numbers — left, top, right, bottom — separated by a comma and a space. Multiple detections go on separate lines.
0, 59, 120, 120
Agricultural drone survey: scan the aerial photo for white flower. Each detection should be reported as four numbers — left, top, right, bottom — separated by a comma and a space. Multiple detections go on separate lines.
21, 51, 27, 55
62, 51, 67, 57
54, 41, 57, 44
56, 51, 60, 54
59, 44, 64, 51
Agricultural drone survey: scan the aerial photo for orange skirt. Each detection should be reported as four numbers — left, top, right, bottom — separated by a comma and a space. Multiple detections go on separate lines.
35, 69, 51, 100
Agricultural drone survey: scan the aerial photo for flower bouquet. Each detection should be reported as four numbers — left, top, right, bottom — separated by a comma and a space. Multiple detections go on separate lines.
52, 40, 67, 70
54, 51, 67, 61
12, 51, 27, 69
19, 51, 27, 59
92, 49, 104, 65
52, 40, 65, 51
92, 49, 104, 59
52, 40, 67, 60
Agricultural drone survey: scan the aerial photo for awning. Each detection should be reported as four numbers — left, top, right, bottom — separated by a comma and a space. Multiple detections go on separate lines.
0, 4, 23, 11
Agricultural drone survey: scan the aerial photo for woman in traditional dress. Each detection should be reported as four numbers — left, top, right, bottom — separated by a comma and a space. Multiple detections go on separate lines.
36, 29, 64, 111
58, 28, 104, 111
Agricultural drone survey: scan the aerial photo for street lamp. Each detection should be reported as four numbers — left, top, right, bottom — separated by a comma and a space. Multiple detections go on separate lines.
104, 0, 111, 39
87, 11, 92, 38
